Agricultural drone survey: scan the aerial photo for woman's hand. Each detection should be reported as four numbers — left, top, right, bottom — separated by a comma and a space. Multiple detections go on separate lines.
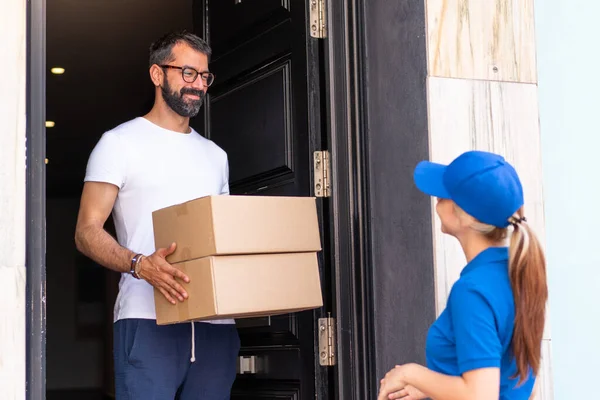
387, 384, 427, 400
380, 362, 500, 400
378, 365, 414, 400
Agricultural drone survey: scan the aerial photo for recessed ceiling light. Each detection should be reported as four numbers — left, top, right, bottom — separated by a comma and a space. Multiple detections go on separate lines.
50, 67, 65, 74
46, 121, 55, 128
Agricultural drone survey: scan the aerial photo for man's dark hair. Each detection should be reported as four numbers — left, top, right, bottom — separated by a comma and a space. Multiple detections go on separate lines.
149, 30, 212, 68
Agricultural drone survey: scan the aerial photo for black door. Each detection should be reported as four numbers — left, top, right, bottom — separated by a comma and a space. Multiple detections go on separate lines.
191, 1, 329, 399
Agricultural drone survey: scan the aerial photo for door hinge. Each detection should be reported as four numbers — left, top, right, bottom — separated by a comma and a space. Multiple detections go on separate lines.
309, 0, 327, 39
236, 355, 259, 375
313, 150, 331, 198
318, 315, 336, 366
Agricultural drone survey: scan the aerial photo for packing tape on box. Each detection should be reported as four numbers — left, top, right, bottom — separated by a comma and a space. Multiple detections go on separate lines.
180, 247, 192, 261
178, 300, 190, 322
175, 203, 188, 217
178, 264, 191, 323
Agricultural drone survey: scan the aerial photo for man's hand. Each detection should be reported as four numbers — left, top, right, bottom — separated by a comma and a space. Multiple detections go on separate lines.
138, 242, 190, 304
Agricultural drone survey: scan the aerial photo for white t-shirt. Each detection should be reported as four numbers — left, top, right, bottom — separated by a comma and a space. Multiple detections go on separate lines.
85, 117, 234, 324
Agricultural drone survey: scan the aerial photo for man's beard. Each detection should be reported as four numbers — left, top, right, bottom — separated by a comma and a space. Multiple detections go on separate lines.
161, 79, 205, 117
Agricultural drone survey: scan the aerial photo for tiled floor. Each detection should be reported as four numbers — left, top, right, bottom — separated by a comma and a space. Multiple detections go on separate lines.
47, 390, 111, 400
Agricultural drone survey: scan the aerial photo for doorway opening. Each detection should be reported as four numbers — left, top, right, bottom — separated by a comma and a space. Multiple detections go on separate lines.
45, 0, 331, 399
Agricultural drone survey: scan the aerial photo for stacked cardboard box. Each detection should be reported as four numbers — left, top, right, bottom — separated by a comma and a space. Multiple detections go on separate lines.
151, 195, 324, 325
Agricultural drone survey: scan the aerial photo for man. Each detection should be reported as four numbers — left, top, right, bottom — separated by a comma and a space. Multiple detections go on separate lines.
75, 31, 240, 399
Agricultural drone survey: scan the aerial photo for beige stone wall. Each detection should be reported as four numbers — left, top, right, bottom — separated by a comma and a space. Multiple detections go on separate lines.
424, 1, 552, 398
0, 0, 27, 399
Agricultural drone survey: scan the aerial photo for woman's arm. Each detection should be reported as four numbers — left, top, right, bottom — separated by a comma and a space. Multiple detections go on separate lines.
379, 363, 499, 400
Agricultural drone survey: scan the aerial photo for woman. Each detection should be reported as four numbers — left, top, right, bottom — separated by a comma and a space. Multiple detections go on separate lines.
378, 151, 547, 400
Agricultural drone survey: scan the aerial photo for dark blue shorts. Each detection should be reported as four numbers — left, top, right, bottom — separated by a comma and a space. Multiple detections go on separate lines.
113, 319, 240, 400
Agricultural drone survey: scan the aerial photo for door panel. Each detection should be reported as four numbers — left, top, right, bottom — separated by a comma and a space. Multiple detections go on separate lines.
209, 1, 291, 58
192, 1, 325, 399
210, 58, 294, 188
205, 3, 309, 197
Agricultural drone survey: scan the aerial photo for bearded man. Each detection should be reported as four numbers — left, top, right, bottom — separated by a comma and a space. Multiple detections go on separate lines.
75, 31, 239, 400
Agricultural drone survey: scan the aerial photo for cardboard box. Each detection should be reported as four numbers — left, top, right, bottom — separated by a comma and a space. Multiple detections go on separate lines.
154, 252, 323, 325
152, 195, 322, 264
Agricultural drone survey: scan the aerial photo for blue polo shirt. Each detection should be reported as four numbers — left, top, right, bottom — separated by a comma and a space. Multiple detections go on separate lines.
425, 247, 535, 399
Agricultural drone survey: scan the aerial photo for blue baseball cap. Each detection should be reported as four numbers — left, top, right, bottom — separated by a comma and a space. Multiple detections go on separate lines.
413, 151, 524, 228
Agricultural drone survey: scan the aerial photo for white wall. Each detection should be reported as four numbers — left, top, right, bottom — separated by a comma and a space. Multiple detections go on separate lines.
0, 1, 26, 399
536, 2, 600, 398
425, 2, 553, 397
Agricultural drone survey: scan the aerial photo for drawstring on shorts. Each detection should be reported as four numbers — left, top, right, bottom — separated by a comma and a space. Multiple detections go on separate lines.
190, 321, 196, 363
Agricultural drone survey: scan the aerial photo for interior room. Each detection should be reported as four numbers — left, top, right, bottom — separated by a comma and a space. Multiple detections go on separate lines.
45, 0, 328, 398
45, 1, 196, 398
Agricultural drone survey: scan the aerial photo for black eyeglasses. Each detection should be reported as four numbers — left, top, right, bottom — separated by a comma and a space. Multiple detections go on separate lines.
159, 65, 215, 87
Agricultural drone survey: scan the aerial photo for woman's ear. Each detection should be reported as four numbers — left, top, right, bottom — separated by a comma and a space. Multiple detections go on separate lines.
453, 203, 474, 228
149, 65, 163, 87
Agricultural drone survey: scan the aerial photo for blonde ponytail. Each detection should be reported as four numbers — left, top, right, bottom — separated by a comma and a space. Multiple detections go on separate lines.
508, 209, 548, 383
456, 203, 548, 383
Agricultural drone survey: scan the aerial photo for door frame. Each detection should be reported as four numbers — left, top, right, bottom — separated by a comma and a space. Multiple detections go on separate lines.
324, 0, 375, 398
25, 0, 373, 399
26, 0, 47, 398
